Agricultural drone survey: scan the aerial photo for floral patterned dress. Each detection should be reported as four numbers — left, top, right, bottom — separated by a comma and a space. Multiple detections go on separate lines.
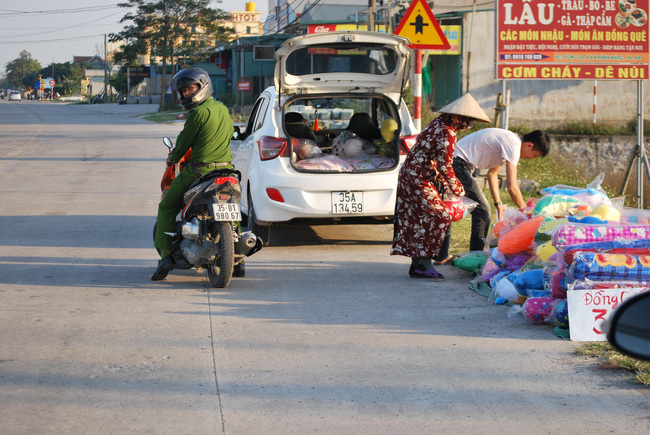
390, 115, 468, 258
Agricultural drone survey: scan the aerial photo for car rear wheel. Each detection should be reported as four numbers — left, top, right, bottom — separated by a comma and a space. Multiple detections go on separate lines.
247, 190, 271, 247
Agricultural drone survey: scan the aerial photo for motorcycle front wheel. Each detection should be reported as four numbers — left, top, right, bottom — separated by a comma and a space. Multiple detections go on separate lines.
207, 221, 235, 288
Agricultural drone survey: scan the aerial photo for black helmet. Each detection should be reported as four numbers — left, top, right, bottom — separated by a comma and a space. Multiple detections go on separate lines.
171, 68, 213, 110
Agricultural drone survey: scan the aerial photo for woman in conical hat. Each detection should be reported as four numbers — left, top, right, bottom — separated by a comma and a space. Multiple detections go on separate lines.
390, 93, 490, 279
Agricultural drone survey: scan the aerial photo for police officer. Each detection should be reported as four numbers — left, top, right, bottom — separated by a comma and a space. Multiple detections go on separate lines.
152, 68, 235, 280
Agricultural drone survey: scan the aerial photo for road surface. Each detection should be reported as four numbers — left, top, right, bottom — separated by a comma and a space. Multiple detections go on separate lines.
0, 100, 648, 434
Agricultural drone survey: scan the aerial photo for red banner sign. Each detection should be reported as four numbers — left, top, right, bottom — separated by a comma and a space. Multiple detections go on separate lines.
498, 63, 647, 79
496, 0, 649, 80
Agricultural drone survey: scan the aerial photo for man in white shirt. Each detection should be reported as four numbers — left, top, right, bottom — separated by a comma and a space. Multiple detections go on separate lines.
435, 128, 550, 262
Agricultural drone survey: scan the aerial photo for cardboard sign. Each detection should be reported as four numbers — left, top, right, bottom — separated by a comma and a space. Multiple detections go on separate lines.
567, 287, 649, 341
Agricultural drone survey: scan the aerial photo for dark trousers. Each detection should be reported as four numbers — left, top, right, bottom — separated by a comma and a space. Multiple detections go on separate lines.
437, 157, 492, 258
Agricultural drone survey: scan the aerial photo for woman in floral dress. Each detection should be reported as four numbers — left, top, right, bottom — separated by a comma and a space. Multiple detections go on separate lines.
391, 94, 490, 278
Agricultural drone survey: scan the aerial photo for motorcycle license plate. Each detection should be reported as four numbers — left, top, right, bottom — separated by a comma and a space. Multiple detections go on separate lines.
211, 203, 241, 221
331, 191, 364, 214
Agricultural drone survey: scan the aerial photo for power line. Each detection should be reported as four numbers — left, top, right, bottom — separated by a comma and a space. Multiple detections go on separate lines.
0, 34, 106, 44
0, 5, 120, 16
0, 11, 124, 39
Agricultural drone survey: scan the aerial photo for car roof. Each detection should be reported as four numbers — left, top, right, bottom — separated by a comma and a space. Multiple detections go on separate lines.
274, 31, 411, 97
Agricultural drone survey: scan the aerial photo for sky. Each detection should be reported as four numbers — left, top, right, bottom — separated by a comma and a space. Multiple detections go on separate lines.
0, 1, 269, 78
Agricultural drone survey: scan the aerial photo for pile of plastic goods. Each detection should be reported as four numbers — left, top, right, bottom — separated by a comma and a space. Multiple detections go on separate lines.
455, 174, 650, 338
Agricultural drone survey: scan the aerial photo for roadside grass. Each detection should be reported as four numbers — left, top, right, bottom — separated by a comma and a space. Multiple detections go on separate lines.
576, 343, 650, 386
140, 110, 184, 123
140, 106, 251, 124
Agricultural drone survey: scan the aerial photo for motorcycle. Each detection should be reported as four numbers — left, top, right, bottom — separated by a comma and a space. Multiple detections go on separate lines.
154, 137, 262, 288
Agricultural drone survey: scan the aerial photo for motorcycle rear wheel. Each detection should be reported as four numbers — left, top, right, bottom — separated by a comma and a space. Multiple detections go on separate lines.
207, 221, 235, 288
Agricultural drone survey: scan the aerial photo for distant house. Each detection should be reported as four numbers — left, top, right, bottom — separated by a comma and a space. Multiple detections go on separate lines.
192, 62, 227, 96
226, 2, 264, 37
73, 55, 105, 68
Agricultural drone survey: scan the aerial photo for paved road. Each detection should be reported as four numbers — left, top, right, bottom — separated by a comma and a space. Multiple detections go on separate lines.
0, 100, 648, 434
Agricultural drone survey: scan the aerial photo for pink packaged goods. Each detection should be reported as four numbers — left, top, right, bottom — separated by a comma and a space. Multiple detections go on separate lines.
552, 223, 650, 251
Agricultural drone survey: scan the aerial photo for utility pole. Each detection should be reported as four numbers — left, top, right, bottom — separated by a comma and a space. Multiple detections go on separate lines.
104, 34, 108, 102
160, 0, 169, 111
368, 0, 376, 31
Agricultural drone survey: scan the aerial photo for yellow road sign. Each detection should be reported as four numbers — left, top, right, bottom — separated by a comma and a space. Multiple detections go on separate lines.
394, 0, 450, 50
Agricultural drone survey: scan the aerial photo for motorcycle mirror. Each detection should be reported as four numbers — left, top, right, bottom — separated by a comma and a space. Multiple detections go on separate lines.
163, 137, 173, 149
606, 291, 650, 361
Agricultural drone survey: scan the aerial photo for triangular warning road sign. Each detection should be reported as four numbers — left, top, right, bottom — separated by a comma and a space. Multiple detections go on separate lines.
394, 0, 450, 50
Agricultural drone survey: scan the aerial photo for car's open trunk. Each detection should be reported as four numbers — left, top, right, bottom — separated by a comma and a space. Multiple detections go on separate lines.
284, 94, 403, 173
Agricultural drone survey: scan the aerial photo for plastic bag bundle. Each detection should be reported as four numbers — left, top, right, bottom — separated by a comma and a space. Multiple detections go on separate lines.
568, 252, 650, 282
513, 269, 546, 297
506, 295, 556, 322
497, 215, 549, 255
332, 130, 377, 157
552, 223, 650, 252
620, 207, 650, 224
522, 296, 556, 323
562, 239, 650, 268
443, 192, 478, 222
548, 269, 567, 299
453, 251, 488, 273
550, 299, 569, 328
532, 194, 586, 217
293, 138, 322, 160
294, 155, 354, 172
494, 274, 521, 304
540, 173, 608, 200
481, 255, 502, 281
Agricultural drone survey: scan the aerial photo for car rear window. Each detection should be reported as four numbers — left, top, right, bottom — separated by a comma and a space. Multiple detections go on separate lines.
285, 43, 398, 76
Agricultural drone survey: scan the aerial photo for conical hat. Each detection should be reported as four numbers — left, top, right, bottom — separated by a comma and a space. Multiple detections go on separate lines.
438, 93, 491, 123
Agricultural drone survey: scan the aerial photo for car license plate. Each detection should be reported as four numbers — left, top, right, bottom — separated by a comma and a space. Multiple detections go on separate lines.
211, 203, 241, 221
331, 191, 364, 214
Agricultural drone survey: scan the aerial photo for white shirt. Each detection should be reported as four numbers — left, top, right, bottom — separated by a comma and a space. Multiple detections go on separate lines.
454, 128, 521, 169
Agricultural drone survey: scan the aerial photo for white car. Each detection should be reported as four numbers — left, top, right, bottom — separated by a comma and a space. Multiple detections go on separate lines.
8, 91, 21, 102
231, 31, 418, 245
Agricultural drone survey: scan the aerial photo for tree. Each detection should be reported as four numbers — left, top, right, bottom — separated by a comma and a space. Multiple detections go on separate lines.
35, 62, 86, 97
110, 0, 233, 111
5, 51, 42, 89
39, 62, 85, 84
108, 71, 145, 97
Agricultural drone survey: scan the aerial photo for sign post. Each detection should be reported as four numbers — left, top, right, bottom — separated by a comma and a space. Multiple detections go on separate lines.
394, 0, 450, 130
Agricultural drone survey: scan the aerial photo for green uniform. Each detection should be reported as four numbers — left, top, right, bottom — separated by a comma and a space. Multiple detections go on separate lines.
154, 98, 235, 258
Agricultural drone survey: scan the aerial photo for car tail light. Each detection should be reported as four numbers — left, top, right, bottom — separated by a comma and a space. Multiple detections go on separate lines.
266, 188, 285, 202
400, 134, 417, 155
258, 136, 290, 160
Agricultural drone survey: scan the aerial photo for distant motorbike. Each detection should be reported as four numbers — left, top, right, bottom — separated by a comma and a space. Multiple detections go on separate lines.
154, 137, 262, 288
